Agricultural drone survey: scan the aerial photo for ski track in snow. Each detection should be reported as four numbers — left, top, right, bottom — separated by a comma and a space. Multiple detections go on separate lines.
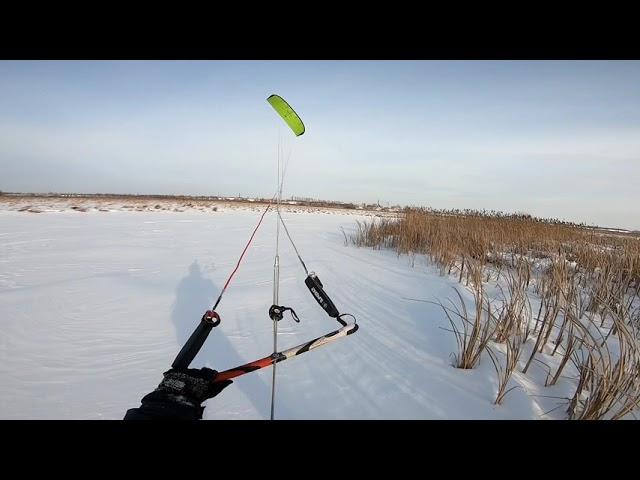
0, 206, 571, 419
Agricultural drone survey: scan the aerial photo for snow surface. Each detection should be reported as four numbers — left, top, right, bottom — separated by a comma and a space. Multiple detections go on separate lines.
0, 204, 574, 419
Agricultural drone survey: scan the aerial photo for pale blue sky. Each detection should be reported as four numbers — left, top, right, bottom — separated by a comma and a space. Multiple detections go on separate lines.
1, 61, 639, 229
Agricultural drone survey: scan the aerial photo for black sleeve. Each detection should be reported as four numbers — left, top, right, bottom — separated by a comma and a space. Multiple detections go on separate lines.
123, 390, 205, 420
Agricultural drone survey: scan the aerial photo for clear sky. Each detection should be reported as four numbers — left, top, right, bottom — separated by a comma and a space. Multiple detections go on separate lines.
1, 60, 639, 229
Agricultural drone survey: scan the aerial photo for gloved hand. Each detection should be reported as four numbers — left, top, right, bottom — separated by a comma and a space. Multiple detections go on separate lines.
124, 367, 233, 420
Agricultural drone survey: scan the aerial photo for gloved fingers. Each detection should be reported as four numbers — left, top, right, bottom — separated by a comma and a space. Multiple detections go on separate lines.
190, 367, 219, 381
159, 367, 232, 400
163, 367, 219, 381
207, 379, 233, 398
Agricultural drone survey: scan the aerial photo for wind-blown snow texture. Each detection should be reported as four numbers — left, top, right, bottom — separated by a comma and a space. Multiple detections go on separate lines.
0, 205, 569, 419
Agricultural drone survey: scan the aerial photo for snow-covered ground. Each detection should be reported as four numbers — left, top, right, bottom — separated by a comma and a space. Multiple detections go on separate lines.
0, 203, 573, 419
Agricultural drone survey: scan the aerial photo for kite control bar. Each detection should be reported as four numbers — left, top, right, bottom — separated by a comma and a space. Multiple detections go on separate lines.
213, 321, 358, 383
170, 307, 358, 382
171, 269, 357, 372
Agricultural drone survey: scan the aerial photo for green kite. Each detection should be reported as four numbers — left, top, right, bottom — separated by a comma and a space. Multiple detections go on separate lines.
267, 94, 305, 136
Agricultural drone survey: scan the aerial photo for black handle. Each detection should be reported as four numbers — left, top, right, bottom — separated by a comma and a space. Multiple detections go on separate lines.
171, 311, 220, 369
305, 273, 340, 318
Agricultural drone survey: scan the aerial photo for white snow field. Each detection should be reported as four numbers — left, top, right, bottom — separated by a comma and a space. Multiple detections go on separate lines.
0, 203, 573, 419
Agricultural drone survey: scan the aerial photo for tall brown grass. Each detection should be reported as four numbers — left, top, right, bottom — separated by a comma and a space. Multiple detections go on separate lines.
352, 208, 640, 418
434, 261, 495, 369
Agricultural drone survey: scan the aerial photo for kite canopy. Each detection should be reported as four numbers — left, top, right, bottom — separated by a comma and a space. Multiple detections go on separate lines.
267, 94, 305, 136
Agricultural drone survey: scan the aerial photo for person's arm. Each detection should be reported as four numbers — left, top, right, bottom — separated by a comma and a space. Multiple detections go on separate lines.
124, 367, 232, 420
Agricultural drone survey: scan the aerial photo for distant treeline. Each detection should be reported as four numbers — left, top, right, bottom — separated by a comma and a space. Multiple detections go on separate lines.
1, 191, 633, 233
0, 191, 392, 212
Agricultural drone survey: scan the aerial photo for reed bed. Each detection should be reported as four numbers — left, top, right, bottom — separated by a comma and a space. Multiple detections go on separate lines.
352, 208, 640, 418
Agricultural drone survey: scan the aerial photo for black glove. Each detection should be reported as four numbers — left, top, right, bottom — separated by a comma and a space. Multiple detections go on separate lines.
124, 367, 233, 420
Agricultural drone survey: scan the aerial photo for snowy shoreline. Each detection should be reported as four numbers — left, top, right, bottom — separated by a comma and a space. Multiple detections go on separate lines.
0, 195, 398, 218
